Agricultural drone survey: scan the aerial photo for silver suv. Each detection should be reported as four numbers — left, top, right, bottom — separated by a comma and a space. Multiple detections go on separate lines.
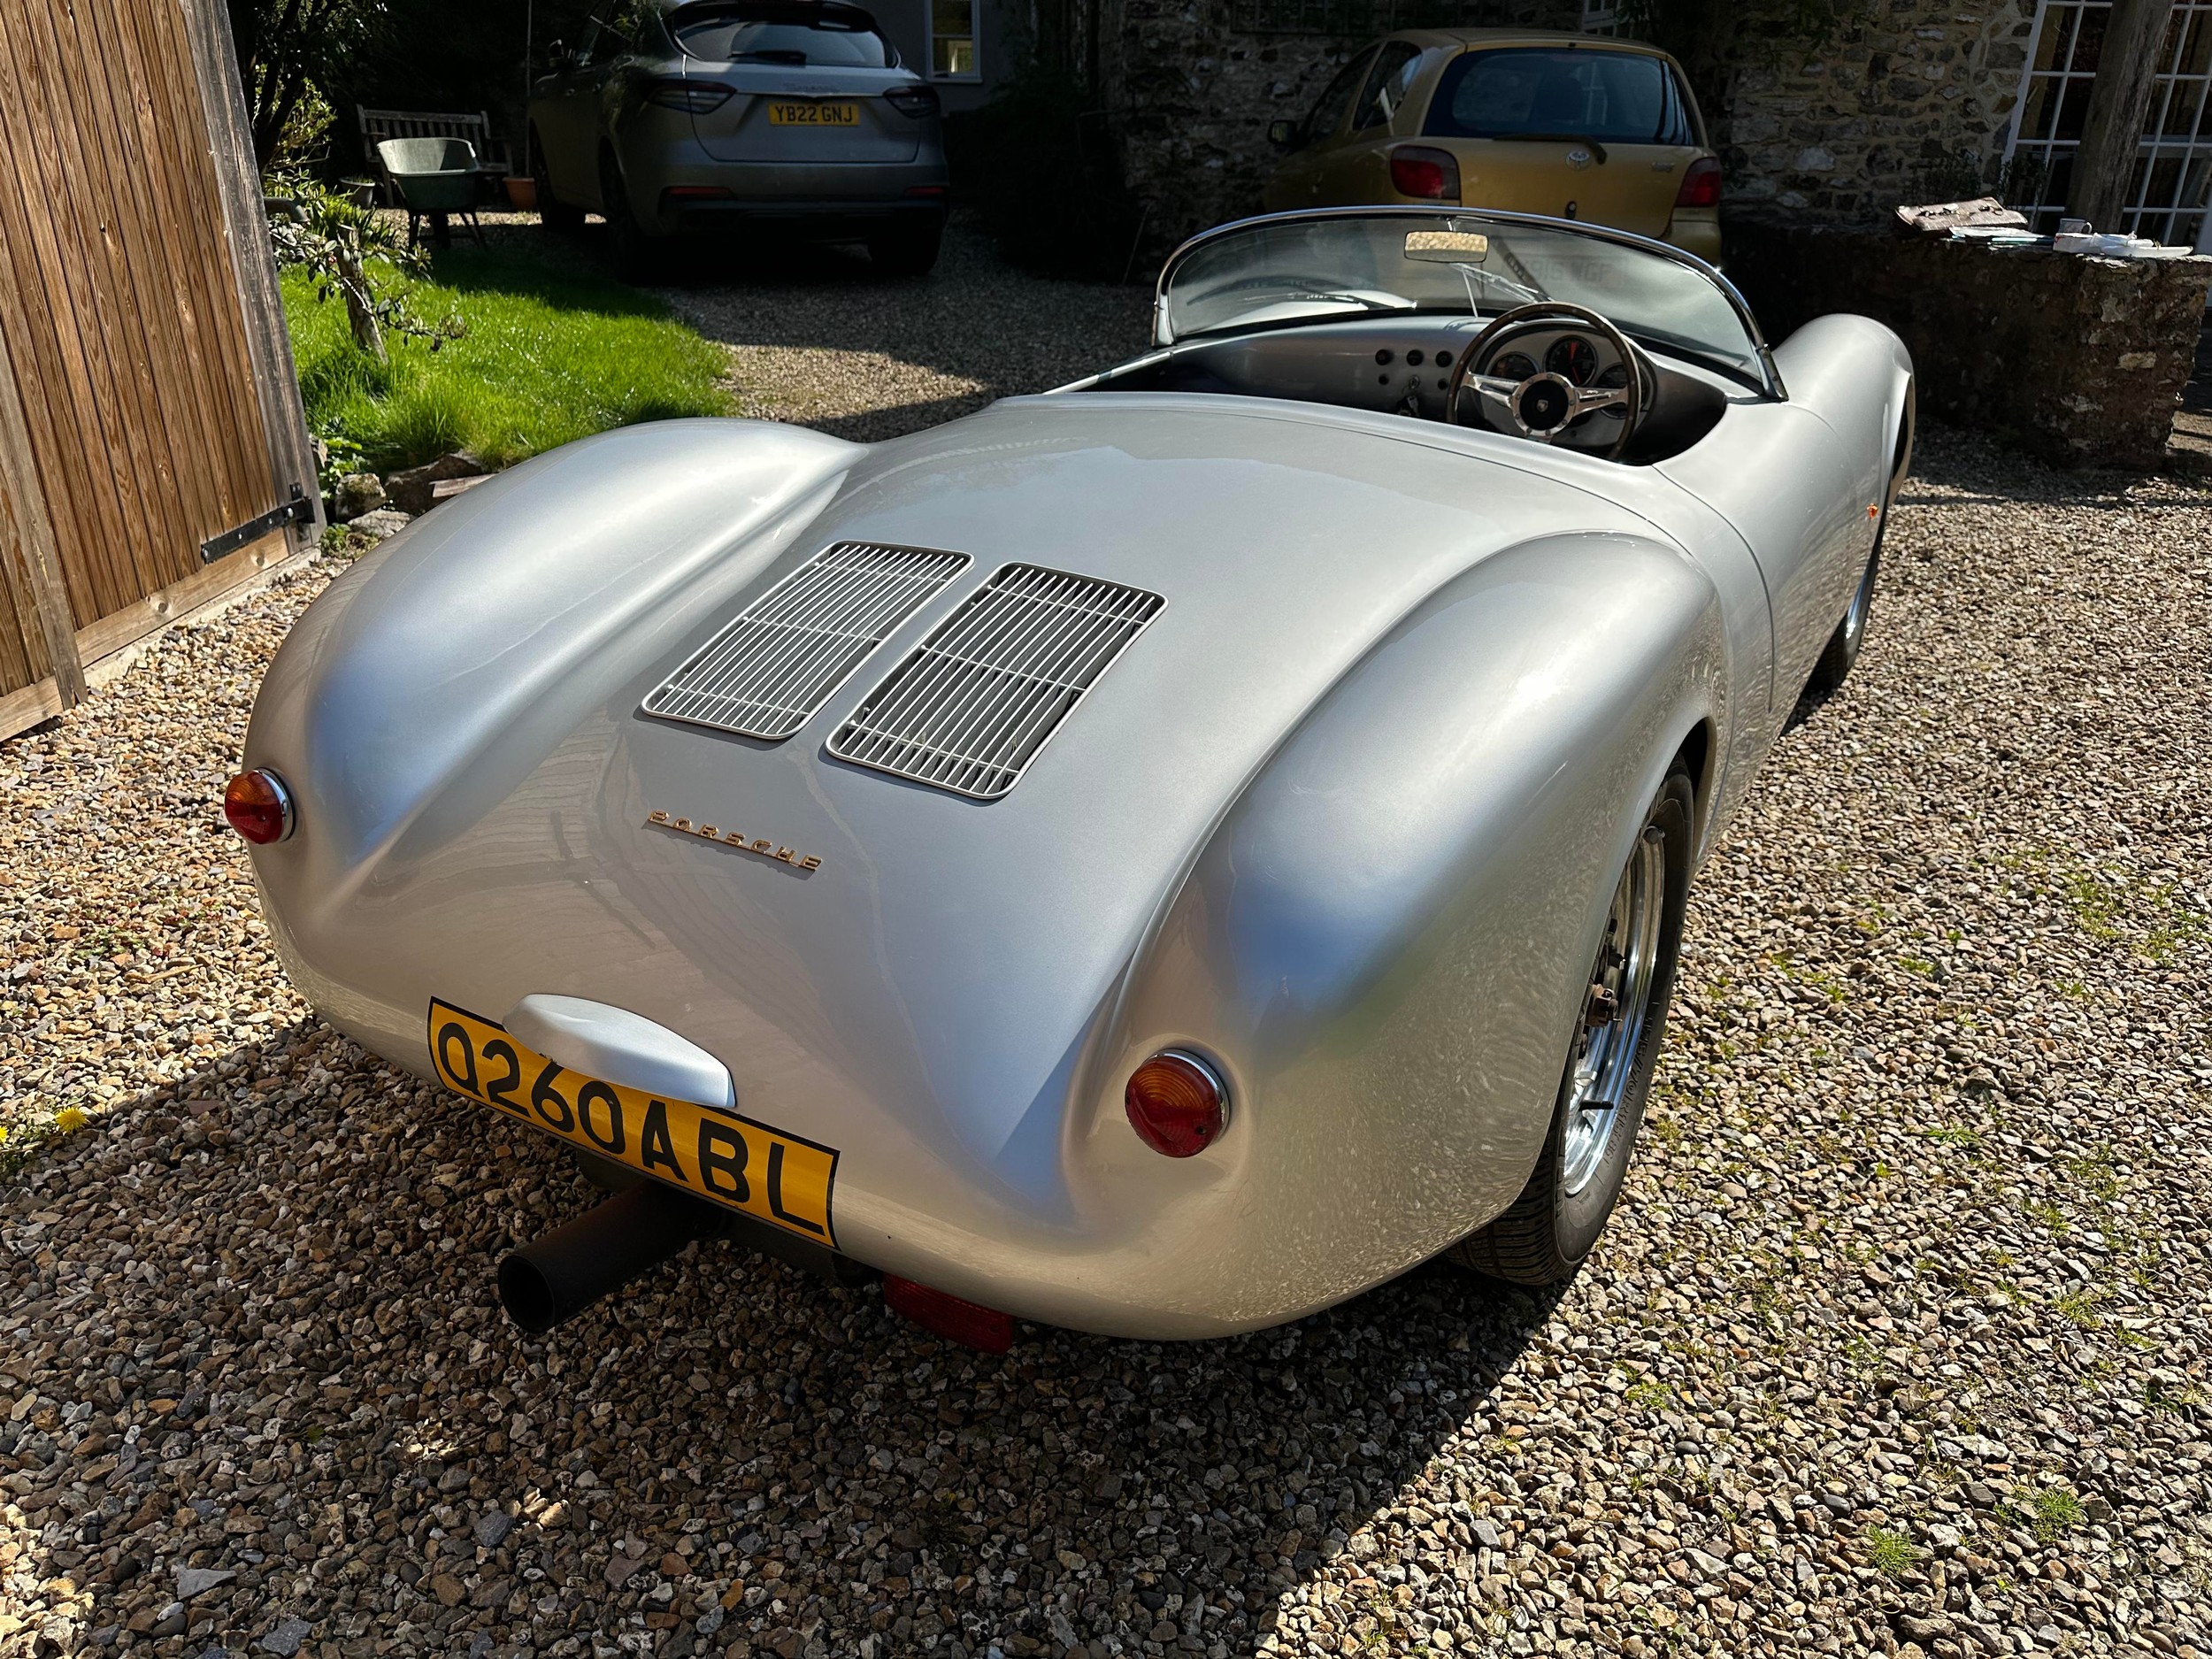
528, 0, 949, 274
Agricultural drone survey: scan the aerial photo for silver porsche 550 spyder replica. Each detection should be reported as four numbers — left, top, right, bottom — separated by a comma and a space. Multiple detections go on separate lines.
227, 208, 1911, 1345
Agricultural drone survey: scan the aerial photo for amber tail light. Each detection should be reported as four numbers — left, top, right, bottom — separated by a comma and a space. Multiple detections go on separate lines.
1124, 1050, 1228, 1157
222, 769, 295, 844
1389, 146, 1461, 203
884, 1275, 1013, 1353
1675, 157, 1723, 209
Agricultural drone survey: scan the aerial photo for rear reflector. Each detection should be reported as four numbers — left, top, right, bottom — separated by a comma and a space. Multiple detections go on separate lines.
884, 1275, 1013, 1353
903, 184, 949, 198
664, 185, 734, 202
1675, 156, 1723, 209
1389, 146, 1460, 202
222, 769, 294, 844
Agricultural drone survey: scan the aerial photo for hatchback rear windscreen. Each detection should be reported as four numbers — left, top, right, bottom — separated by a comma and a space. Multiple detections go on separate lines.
1425, 48, 1696, 146
672, 2, 897, 66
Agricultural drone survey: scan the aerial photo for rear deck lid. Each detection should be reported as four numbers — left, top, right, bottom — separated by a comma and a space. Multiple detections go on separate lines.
672, 0, 926, 163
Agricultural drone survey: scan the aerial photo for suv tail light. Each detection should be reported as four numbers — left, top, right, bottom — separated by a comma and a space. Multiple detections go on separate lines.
884, 83, 941, 119
222, 770, 295, 844
1675, 156, 1722, 209
644, 79, 733, 113
1389, 146, 1460, 202
884, 1276, 1012, 1352
1125, 1050, 1228, 1157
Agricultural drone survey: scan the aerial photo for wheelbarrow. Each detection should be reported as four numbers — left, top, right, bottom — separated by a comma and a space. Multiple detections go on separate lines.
375, 136, 486, 249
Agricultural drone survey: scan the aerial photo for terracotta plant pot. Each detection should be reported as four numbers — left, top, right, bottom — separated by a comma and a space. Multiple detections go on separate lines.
504, 175, 538, 211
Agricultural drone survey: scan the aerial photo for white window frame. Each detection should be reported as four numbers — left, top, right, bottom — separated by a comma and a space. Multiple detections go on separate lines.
928, 0, 981, 82
2001, 0, 2212, 251
1580, 0, 1624, 35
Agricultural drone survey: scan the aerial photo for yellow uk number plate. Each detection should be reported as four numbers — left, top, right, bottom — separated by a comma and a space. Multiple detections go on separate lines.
767, 101, 858, 126
427, 999, 837, 1248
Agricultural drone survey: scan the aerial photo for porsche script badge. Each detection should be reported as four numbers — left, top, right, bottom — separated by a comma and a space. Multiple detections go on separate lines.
647, 810, 822, 872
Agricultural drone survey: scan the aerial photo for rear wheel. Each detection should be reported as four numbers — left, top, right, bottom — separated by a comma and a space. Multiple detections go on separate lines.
1448, 770, 1692, 1285
1806, 544, 1879, 695
532, 130, 583, 234
598, 148, 664, 279
867, 218, 942, 278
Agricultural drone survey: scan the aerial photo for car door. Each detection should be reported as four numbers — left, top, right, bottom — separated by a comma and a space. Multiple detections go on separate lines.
1260, 46, 1379, 211
1306, 41, 1427, 204
1421, 43, 1706, 236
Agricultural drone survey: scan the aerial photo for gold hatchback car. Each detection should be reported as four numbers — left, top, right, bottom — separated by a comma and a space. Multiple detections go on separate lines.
1261, 30, 1722, 265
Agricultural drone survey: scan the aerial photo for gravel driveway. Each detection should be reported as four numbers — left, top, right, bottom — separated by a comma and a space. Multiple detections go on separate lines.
3, 241, 2209, 1659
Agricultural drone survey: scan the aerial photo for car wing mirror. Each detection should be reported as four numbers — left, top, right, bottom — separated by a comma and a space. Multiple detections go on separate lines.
1267, 119, 1301, 150
545, 38, 571, 70
1404, 229, 1490, 263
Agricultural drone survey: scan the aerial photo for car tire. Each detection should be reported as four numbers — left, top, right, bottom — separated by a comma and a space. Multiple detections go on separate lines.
597, 149, 664, 279
867, 219, 942, 278
1448, 768, 1693, 1286
533, 131, 584, 234
1806, 544, 1879, 696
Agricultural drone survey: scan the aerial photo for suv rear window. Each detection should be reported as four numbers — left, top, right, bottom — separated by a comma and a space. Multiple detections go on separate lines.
1425, 47, 1696, 146
672, 1, 897, 67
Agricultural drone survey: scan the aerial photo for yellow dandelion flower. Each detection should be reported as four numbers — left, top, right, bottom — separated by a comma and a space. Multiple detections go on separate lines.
53, 1107, 88, 1133
0, 1124, 10, 1145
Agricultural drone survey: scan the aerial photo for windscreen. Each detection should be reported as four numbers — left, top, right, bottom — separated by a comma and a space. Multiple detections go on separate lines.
1159, 211, 1764, 388
672, 2, 896, 65
1426, 47, 1695, 146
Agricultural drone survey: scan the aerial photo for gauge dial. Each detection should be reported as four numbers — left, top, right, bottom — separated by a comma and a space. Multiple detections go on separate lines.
1491, 351, 1540, 382
1546, 334, 1600, 385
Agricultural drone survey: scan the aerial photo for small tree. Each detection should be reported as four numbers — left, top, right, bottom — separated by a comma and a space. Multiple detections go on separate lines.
266, 177, 461, 363
228, 0, 388, 167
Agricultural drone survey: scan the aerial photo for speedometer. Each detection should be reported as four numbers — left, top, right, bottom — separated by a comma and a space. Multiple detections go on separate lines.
1546, 335, 1600, 385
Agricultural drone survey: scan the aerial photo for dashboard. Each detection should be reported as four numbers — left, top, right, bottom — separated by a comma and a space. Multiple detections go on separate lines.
1077, 316, 1741, 464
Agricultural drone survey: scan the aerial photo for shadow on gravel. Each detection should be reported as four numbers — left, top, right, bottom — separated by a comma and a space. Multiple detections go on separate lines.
6, 1018, 1564, 1655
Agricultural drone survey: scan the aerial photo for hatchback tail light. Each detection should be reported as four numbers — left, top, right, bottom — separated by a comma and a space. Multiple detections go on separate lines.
884, 83, 941, 119
1389, 146, 1461, 203
644, 78, 733, 113
1124, 1050, 1228, 1157
1675, 156, 1723, 209
884, 1275, 1012, 1352
222, 769, 295, 844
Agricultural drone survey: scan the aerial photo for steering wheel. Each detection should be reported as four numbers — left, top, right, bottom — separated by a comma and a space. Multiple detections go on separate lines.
1444, 302, 1646, 461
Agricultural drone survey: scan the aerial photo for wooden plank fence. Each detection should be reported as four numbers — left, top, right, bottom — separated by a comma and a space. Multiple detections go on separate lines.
0, 0, 319, 742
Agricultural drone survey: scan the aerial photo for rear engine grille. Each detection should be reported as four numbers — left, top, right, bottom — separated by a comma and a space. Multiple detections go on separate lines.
641, 542, 969, 741
826, 564, 1164, 801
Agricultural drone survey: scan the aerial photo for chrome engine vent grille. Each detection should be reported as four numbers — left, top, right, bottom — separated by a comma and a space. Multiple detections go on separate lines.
641, 542, 969, 741
826, 564, 1164, 801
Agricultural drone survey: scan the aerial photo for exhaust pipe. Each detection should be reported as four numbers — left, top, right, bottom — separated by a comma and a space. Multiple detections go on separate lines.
497, 1182, 728, 1334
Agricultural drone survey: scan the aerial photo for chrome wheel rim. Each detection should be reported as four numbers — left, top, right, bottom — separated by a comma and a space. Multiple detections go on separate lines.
1560, 828, 1668, 1196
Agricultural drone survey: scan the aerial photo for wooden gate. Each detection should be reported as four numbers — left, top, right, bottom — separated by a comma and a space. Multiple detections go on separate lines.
0, 0, 319, 742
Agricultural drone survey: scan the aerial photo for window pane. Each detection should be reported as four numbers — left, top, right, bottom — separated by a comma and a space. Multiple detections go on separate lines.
933, 0, 975, 75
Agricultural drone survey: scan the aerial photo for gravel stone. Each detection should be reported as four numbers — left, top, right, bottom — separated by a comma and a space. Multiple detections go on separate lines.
2, 234, 2208, 1659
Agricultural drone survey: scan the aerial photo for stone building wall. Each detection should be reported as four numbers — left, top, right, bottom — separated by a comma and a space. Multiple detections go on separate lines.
1713, 1, 2039, 223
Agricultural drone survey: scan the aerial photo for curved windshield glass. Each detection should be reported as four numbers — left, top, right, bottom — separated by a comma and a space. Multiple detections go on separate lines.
1159, 210, 1769, 390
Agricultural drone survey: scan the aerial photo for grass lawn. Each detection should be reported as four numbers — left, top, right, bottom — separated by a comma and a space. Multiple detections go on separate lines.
284, 237, 731, 476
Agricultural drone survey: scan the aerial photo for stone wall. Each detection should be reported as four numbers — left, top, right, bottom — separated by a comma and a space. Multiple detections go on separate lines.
1724, 223, 2212, 469
1712, 1, 2038, 222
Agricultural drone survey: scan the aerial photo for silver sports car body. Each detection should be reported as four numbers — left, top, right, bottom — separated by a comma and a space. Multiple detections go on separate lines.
234, 209, 1911, 1343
